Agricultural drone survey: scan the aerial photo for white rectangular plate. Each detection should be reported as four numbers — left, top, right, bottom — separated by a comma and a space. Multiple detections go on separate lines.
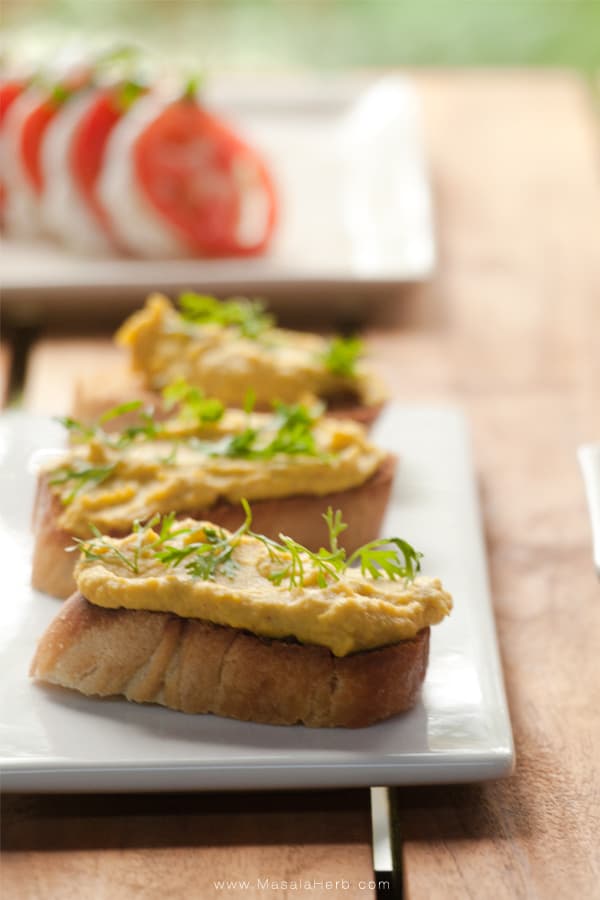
1, 76, 434, 313
0, 406, 513, 792
578, 443, 600, 577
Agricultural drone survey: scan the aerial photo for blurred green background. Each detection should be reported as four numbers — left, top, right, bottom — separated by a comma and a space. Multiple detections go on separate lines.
3, 0, 600, 71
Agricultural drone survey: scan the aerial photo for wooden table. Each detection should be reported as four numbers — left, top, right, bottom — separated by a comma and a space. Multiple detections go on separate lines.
2, 71, 599, 899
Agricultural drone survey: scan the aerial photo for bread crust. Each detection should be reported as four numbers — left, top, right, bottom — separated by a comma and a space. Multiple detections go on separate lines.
30, 592, 430, 727
31, 454, 396, 599
72, 367, 383, 428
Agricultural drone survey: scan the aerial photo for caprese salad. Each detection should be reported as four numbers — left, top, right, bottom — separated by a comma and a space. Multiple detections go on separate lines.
0, 57, 277, 257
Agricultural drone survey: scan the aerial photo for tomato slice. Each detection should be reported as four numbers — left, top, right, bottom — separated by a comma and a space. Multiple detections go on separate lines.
20, 98, 58, 193
134, 101, 277, 256
0, 80, 24, 124
70, 89, 124, 230
1, 81, 25, 217
17, 67, 93, 195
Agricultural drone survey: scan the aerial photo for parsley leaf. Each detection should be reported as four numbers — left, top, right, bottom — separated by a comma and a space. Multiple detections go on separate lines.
73, 502, 421, 593
218, 402, 320, 460
222, 427, 259, 458
178, 292, 274, 339
55, 401, 159, 449
50, 83, 72, 106
347, 537, 423, 581
114, 411, 159, 448
98, 400, 145, 424
54, 416, 96, 442
162, 378, 225, 423
153, 499, 253, 581
116, 79, 146, 112
254, 506, 422, 589
322, 335, 363, 377
243, 388, 256, 414
48, 462, 117, 504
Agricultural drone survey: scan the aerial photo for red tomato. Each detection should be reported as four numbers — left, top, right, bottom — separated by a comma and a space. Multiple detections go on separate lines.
0, 80, 23, 124
20, 99, 57, 193
133, 101, 277, 256
16, 67, 92, 195
70, 89, 123, 230
1, 80, 25, 217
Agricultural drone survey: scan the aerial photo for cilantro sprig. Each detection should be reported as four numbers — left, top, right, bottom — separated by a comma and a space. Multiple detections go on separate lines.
218, 401, 320, 460
116, 79, 146, 112
55, 416, 96, 442
48, 462, 117, 504
55, 385, 223, 456
162, 379, 224, 423
73, 502, 421, 590
54, 389, 324, 470
74, 502, 253, 580
322, 335, 363, 378
55, 400, 158, 450
178, 292, 274, 339
255, 507, 422, 589
155, 509, 250, 581
72, 522, 141, 573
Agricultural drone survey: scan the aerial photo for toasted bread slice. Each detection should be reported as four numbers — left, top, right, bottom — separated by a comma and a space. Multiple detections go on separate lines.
30, 592, 430, 727
31, 454, 397, 599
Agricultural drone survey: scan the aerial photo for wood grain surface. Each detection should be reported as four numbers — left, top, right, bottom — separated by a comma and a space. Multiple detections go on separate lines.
22, 336, 123, 414
0, 342, 11, 407
374, 70, 600, 900
2, 71, 600, 900
2, 790, 374, 900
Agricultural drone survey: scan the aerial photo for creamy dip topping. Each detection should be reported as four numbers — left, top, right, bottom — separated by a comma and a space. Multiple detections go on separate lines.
116, 294, 385, 407
75, 522, 453, 656
45, 409, 386, 538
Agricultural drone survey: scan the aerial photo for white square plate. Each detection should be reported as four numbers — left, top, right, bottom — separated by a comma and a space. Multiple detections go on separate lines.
1, 75, 434, 314
0, 406, 513, 792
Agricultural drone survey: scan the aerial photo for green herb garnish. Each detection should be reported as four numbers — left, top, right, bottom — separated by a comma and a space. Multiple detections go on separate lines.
219, 401, 320, 460
96, 400, 161, 448
255, 506, 422, 589
322, 335, 363, 377
182, 74, 203, 101
178, 292, 274, 339
222, 427, 259, 457
49, 462, 117, 504
54, 391, 321, 463
162, 378, 224, 424
54, 416, 96, 442
50, 83, 72, 106
156, 521, 241, 581
116, 79, 146, 112
75, 501, 253, 581
243, 388, 256, 415
72, 522, 139, 573
55, 401, 158, 450
73, 501, 421, 591
98, 400, 145, 423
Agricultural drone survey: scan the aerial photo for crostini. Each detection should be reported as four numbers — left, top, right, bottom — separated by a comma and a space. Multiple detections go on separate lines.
32, 396, 395, 599
73, 292, 386, 426
30, 509, 452, 727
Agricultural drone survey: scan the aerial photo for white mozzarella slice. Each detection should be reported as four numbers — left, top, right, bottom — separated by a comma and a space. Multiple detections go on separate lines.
3, 88, 44, 238
232, 156, 271, 249
40, 89, 113, 254
98, 92, 187, 258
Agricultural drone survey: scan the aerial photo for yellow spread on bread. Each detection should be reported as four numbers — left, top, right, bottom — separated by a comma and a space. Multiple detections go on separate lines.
116, 294, 385, 408
74, 522, 453, 656
45, 410, 386, 538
